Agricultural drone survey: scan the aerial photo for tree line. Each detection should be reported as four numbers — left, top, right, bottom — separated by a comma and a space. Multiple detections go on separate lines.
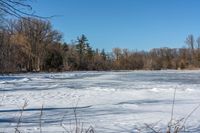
1, 0, 200, 73
0, 18, 200, 73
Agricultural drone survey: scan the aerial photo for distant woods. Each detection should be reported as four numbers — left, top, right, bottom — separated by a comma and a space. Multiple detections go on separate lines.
0, 19, 199, 73
1, 2, 200, 73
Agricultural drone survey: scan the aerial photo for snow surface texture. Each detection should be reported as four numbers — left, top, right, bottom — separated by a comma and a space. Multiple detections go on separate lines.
0, 71, 200, 133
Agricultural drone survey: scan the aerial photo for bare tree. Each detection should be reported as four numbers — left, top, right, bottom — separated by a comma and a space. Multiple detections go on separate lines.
197, 36, 200, 50
195, 36, 200, 66
185, 34, 196, 65
185, 34, 195, 50
14, 18, 62, 71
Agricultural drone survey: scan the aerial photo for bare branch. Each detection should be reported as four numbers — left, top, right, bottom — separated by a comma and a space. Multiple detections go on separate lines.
0, 0, 55, 20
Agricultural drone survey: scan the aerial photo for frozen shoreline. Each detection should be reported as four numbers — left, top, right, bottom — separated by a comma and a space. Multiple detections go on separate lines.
0, 71, 200, 132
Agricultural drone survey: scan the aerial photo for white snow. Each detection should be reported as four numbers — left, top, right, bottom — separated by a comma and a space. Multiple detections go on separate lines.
0, 71, 200, 132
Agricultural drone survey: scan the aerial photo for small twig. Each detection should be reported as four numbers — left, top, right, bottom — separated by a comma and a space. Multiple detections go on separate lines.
178, 103, 200, 132
39, 104, 44, 133
60, 109, 70, 133
170, 87, 177, 123
74, 100, 79, 133
0, 0, 57, 20
85, 126, 95, 133
80, 122, 84, 133
144, 123, 160, 133
15, 100, 28, 133
168, 87, 177, 132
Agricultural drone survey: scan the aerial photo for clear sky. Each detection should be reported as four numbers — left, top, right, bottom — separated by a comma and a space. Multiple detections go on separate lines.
31, 0, 200, 51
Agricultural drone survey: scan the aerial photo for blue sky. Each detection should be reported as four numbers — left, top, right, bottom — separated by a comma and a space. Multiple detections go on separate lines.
32, 0, 200, 51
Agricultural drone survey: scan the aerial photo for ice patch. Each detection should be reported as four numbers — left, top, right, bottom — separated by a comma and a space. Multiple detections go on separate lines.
185, 88, 195, 92
15, 78, 29, 82
17, 78, 30, 82
120, 104, 139, 109
88, 87, 116, 92
45, 74, 78, 79
48, 84, 59, 89
0, 77, 30, 84
150, 88, 160, 92
149, 87, 175, 92
0, 81, 5, 84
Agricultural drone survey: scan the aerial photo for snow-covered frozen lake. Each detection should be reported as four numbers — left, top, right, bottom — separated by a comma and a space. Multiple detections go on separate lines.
0, 70, 200, 132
